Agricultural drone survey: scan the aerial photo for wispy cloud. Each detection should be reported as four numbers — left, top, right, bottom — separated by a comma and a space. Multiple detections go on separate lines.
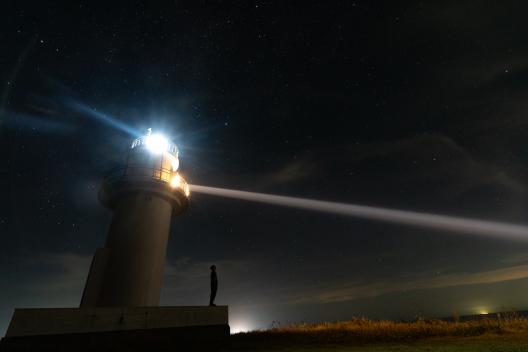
287, 263, 528, 305
267, 160, 317, 185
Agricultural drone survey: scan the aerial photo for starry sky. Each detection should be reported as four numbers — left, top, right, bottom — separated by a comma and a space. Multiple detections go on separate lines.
2, 1, 528, 333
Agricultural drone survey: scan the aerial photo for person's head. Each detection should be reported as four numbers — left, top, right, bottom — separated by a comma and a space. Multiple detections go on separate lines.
210, 265, 216, 271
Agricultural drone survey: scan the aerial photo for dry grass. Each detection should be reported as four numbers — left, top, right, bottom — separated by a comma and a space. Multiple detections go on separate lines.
233, 314, 528, 345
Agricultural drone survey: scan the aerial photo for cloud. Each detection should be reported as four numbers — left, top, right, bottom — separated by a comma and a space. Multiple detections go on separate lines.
0, 252, 91, 305
286, 262, 528, 305
267, 160, 317, 184
160, 250, 528, 308
285, 133, 528, 211
0, 252, 91, 334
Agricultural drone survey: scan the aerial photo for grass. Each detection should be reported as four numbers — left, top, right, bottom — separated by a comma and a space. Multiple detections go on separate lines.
223, 315, 528, 351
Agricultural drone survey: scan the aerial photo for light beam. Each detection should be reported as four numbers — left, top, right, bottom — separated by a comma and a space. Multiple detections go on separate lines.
63, 97, 141, 137
190, 185, 528, 242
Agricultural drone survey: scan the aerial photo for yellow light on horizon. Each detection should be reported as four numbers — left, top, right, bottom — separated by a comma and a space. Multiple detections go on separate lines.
230, 321, 253, 334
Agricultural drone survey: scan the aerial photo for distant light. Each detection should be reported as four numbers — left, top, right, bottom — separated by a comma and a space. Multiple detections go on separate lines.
170, 174, 181, 188
230, 322, 252, 334
184, 184, 190, 197
145, 134, 169, 154
479, 310, 489, 315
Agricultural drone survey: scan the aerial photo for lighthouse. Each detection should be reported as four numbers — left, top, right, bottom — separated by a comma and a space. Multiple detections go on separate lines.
81, 129, 190, 307
3, 129, 228, 346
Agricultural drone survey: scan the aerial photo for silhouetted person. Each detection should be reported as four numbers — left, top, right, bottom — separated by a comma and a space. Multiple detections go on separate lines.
209, 265, 218, 306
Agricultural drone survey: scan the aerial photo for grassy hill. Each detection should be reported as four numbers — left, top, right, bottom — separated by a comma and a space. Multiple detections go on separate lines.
225, 315, 528, 351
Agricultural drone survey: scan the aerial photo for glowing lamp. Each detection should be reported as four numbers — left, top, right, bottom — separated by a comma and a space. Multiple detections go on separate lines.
170, 174, 182, 188
145, 133, 169, 154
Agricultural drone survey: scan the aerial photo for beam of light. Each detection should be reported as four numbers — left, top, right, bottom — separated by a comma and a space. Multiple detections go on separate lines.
0, 37, 37, 126
190, 185, 528, 242
62, 97, 141, 137
3, 111, 76, 134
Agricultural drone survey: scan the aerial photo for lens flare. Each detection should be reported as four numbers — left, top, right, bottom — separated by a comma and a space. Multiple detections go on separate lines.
190, 185, 528, 242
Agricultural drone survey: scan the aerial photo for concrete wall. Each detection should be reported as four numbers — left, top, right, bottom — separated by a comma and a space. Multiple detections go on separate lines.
97, 192, 173, 306
6, 306, 229, 337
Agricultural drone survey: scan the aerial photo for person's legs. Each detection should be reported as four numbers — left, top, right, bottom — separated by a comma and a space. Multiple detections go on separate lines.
209, 287, 217, 306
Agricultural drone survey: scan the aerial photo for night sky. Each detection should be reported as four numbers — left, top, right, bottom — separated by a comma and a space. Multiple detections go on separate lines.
2, 1, 528, 333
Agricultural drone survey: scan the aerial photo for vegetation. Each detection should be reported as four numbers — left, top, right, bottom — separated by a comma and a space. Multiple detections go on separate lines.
225, 315, 528, 351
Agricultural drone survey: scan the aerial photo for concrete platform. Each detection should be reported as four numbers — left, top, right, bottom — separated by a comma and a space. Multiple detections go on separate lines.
1, 306, 229, 351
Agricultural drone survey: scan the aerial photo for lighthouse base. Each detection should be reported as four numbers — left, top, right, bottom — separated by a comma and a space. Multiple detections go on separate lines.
1, 306, 229, 351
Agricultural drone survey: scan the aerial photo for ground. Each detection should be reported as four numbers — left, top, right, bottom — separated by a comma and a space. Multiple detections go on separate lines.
223, 334, 528, 351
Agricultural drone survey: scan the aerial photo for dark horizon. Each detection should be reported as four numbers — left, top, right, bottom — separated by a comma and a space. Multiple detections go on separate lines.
3, 1, 528, 334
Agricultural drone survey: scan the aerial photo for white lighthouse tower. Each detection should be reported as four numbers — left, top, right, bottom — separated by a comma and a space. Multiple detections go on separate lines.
81, 129, 190, 307
3, 129, 228, 347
